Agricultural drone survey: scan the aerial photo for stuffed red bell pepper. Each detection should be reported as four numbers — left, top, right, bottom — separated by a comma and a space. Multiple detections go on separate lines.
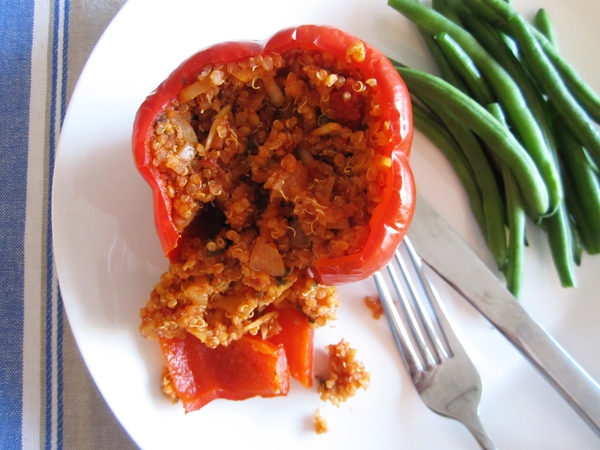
133, 24, 415, 411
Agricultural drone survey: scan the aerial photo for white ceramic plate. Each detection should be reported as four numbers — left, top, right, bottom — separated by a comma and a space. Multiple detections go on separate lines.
53, 0, 600, 448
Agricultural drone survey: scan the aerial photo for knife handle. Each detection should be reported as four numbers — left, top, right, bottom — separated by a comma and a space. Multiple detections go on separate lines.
494, 306, 600, 436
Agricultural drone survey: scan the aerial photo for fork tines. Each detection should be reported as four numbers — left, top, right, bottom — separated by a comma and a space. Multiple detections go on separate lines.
374, 238, 452, 374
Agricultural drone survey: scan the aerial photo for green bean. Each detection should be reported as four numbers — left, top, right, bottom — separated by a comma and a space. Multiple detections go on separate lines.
479, 101, 508, 174
532, 7, 585, 277
550, 103, 597, 262
426, 33, 499, 171
479, 11, 578, 284
434, 32, 495, 105
473, 0, 600, 123
444, 0, 562, 215
543, 203, 577, 287
486, 102, 525, 295
432, 0, 463, 26
570, 218, 583, 267
555, 159, 584, 266
500, 163, 526, 296
485, 100, 506, 125
446, 0, 546, 123
508, 14, 600, 171
418, 30, 470, 96
422, 97, 507, 269
489, 99, 574, 289
538, 33, 600, 124
412, 101, 487, 232
534, 8, 557, 48
459, 0, 506, 28
394, 65, 549, 216
387, 0, 557, 217
459, 0, 519, 56
418, 34, 507, 268
561, 165, 600, 255
554, 120, 600, 253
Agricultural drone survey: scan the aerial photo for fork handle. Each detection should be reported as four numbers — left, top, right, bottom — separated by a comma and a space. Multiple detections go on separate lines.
463, 414, 497, 450
445, 383, 497, 449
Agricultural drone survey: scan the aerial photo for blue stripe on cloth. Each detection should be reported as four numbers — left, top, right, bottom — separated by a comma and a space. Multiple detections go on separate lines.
45, 0, 57, 440
46, 0, 70, 448
57, 0, 71, 439
0, 0, 35, 448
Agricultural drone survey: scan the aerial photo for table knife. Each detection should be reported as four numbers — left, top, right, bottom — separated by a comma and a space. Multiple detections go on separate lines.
406, 195, 600, 437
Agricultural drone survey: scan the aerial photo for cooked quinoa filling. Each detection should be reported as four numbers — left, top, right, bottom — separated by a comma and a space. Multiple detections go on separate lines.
318, 339, 370, 406
140, 47, 393, 347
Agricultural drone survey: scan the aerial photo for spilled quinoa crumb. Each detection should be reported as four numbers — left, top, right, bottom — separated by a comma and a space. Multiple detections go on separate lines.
364, 295, 384, 319
317, 339, 370, 406
313, 409, 328, 434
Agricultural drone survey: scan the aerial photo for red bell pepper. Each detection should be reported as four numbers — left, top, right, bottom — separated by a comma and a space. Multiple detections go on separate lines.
160, 333, 290, 413
267, 306, 314, 388
133, 24, 415, 285
136, 25, 416, 412
160, 305, 314, 412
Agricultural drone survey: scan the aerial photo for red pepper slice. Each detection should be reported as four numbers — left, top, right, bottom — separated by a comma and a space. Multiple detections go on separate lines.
159, 306, 313, 411
160, 333, 290, 413
133, 24, 415, 285
267, 306, 314, 388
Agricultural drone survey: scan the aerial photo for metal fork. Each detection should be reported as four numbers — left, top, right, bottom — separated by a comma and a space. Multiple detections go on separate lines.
374, 237, 496, 450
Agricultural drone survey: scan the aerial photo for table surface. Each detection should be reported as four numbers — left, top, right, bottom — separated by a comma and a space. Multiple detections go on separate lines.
0, 0, 137, 448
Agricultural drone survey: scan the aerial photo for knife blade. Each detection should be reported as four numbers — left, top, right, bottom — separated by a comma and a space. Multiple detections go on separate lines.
406, 194, 600, 437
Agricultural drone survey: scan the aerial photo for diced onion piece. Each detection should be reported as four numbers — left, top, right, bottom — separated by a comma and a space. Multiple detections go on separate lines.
177, 77, 212, 103
205, 104, 232, 150
311, 122, 342, 136
261, 74, 285, 107
296, 145, 314, 166
184, 285, 209, 307
170, 115, 198, 144
242, 311, 277, 334
230, 65, 263, 83
250, 238, 285, 276
177, 144, 196, 162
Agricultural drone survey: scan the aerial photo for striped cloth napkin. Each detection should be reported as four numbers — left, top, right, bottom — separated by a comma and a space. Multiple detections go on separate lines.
0, 0, 138, 448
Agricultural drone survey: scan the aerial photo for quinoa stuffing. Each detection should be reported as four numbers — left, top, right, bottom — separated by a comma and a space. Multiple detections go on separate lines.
317, 339, 370, 406
365, 295, 384, 320
313, 409, 329, 434
139, 47, 395, 349
160, 366, 178, 404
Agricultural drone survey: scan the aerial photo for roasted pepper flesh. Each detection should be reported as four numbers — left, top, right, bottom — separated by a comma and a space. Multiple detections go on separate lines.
160, 333, 290, 412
